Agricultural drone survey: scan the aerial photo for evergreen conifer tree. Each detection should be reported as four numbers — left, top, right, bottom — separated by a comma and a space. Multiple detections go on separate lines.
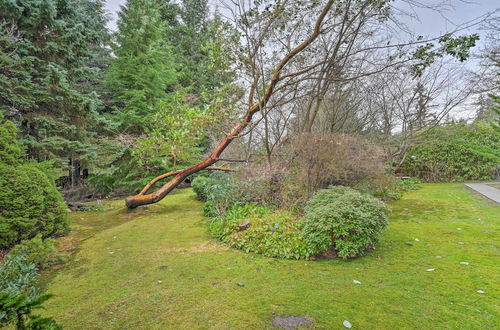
0, 0, 110, 187
106, 0, 178, 134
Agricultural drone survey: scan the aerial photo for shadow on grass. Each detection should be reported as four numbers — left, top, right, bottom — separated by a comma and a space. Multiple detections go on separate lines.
40, 201, 156, 288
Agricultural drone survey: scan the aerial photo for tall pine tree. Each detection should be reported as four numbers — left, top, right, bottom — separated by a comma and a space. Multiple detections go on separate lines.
161, 0, 233, 94
106, 0, 178, 134
90, 0, 237, 195
0, 0, 110, 188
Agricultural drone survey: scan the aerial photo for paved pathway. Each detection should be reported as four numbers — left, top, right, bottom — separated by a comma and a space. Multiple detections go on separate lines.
465, 182, 500, 204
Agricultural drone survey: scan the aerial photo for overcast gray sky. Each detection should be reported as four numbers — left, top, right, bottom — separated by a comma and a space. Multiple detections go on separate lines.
104, 0, 499, 47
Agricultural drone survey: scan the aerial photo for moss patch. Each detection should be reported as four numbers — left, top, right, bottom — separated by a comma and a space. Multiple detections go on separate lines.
41, 184, 499, 329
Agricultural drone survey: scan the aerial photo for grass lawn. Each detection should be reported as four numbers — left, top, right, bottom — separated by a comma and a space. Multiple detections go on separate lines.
41, 184, 499, 329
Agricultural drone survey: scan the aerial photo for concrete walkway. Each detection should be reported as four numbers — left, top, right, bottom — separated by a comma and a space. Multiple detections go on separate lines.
465, 182, 500, 204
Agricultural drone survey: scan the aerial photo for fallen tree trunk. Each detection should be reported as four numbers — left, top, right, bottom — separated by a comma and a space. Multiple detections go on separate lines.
125, 0, 334, 209
138, 166, 235, 195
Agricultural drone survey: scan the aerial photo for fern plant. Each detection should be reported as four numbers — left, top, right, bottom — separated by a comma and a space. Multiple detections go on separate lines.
0, 293, 61, 330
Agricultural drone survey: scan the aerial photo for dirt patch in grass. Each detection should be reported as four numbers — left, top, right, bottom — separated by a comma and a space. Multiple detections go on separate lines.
272, 315, 313, 329
119, 207, 150, 220
161, 241, 229, 254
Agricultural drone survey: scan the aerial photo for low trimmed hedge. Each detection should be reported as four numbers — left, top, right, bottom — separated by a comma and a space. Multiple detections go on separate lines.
400, 122, 500, 182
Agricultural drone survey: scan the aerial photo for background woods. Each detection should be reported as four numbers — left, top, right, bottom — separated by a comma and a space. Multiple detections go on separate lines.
0, 0, 498, 202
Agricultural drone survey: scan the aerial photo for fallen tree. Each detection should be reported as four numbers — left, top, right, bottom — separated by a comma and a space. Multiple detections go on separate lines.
125, 0, 335, 208
138, 166, 236, 196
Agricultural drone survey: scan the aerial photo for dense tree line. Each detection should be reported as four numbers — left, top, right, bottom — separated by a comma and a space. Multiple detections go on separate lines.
0, 0, 235, 197
0, 0, 109, 188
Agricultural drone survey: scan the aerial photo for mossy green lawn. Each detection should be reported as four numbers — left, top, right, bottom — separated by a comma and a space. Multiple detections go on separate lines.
41, 184, 499, 329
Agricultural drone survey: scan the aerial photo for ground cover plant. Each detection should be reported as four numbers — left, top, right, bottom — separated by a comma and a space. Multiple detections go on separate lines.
7, 234, 65, 270
226, 209, 312, 260
0, 255, 61, 329
194, 175, 390, 260
38, 184, 498, 328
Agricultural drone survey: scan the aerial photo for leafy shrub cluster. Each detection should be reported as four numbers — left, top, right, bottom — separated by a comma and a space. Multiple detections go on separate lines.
0, 116, 69, 249
8, 234, 65, 270
303, 187, 388, 258
0, 255, 61, 329
206, 203, 268, 241
395, 177, 423, 192
400, 122, 500, 182
192, 172, 249, 218
191, 176, 213, 201
193, 174, 389, 260
226, 208, 314, 260
87, 148, 199, 197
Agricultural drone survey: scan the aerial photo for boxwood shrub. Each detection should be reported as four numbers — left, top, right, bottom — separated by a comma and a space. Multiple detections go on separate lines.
0, 163, 69, 249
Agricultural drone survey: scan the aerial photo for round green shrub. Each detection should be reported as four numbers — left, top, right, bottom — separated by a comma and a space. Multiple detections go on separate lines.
0, 163, 69, 249
303, 186, 388, 259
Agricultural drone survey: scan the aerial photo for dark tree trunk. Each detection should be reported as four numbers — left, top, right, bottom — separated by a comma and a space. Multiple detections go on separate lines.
68, 158, 73, 187
73, 158, 81, 187
21, 120, 39, 160
68, 157, 81, 187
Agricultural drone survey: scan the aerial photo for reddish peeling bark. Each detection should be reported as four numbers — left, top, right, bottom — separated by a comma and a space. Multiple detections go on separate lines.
125, 0, 334, 209
138, 166, 235, 196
